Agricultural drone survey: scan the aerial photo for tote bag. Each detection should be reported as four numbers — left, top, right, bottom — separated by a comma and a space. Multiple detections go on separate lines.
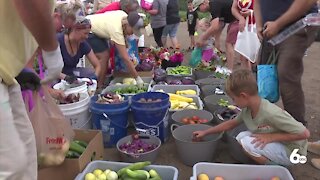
234, 11, 260, 63
257, 44, 280, 103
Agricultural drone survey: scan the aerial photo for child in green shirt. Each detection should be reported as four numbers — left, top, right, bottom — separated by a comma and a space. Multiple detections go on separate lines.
193, 69, 310, 166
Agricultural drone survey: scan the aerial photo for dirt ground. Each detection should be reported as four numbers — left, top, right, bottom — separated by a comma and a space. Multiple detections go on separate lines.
104, 22, 320, 180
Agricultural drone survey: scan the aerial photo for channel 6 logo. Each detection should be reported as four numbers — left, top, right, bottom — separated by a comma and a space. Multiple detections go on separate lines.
290, 149, 307, 164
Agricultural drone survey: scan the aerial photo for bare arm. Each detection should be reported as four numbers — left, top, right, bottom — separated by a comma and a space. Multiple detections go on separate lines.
86, 50, 102, 77
147, 9, 159, 15
12, 0, 58, 51
253, 0, 263, 39
115, 43, 139, 78
204, 119, 240, 136
198, 18, 220, 45
93, 0, 99, 12
275, 0, 318, 30
231, 0, 244, 21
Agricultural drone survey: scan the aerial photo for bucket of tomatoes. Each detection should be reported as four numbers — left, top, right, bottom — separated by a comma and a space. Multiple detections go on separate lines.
171, 109, 213, 125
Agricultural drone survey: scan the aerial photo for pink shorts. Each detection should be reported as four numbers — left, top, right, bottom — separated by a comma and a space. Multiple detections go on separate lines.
202, 49, 214, 62
226, 21, 239, 45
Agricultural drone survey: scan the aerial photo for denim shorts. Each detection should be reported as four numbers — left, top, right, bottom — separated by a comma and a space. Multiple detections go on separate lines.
87, 33, 109, 53
162, 23, 180, 38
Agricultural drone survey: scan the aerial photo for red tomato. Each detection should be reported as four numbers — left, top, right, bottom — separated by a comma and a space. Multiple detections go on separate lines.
189, 120, 196, 124
192, 116, 200, 121
181, 118, 189, 124
202, 119, 209, 123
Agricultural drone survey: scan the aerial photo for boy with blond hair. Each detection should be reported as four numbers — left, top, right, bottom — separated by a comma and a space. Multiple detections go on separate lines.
194, 69, 310, 166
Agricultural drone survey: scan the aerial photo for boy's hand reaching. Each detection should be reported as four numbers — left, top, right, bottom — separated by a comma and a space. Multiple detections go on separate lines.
192, 131, 206, 141
250, 133, 274, 149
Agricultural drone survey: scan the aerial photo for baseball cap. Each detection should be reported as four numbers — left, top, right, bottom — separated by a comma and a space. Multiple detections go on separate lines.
127, 11, 144, 37
192, 0, 205, 11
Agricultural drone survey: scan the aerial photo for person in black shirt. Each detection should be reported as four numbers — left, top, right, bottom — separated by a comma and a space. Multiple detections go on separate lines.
193, 0, 238, 71
187, 0, 198, 50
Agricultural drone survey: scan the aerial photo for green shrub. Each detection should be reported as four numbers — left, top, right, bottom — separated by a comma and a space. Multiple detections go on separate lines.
179, 10, 211, 22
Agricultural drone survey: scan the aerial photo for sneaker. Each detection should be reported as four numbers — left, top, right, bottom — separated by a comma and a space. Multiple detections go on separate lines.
311, 158, 320, 170
308, 141, 320, 156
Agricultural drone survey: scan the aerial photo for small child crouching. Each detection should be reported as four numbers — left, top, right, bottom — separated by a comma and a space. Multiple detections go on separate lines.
193, 69, 310, 166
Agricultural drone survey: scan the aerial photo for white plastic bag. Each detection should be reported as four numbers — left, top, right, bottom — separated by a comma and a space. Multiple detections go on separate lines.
145, 23, 153, 37
234, 12, 260, 63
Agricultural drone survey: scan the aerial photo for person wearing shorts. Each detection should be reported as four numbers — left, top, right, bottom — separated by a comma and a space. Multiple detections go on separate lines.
193, 0, 238, 71
187, 0, 198, 50
162, 0, 180, 49
146, 0, 168, 47
194, 69, 310, 166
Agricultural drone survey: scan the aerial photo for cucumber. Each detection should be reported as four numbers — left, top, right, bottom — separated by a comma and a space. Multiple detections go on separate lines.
74, 140, 88, 148
66, 150, 81, 158
125, 169, 148, 180
70, 141, 86, 154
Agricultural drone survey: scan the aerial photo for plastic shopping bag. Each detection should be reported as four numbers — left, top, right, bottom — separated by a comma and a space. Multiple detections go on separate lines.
234, 11, 260, 63
141, 0, 153, 10
189, 47, 202, 67
145, 23, 153, 37
26, 87, 74, 167
257, 47, 280, 103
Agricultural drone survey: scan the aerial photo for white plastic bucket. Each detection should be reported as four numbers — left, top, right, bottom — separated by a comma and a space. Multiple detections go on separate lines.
53, 79, 97, 96
53, 81, 88, 95
58, 93, 92, 129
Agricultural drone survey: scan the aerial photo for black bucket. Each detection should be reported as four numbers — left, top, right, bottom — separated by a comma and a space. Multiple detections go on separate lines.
226, 123, 255, 164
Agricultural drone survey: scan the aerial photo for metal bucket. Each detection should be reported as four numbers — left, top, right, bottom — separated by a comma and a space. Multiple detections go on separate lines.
195, 77, 225, 88
194, 70, 215, 80
171, 124, 223, 166
171, 109, 214, 126
116, 134, 161, 163
226, 123, 255, 164
200, 85, 225, 99
203, 94, 232, 116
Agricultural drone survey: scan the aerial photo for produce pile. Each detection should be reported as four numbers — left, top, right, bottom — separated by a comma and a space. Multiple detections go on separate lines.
111, 85, 148, 94
140, 47, 184, 64
137, 98, 162, 103
169, 94, 198, 110
57, 93, 80, 104
181, 116, 209, 125
118, 134, 158, 154
66, 140, 88, 159
167, 66, 192, 76
84, 161, 163, 180
114, 78, 138, 85
153, 68, 195, 85
194, 48, 227, 72
96, 92, 125, 104
156, 89, 197, 96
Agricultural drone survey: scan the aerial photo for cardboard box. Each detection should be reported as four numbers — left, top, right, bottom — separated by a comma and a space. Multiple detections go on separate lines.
38, 129, 104, 180
113, 69, 154, 77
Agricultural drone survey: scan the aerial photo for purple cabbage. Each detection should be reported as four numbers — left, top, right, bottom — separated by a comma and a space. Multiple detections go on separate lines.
169, 79, 182, 85
181, 77, 195, 85
119, 138, 158, 154
141, 62, 153, 71
153, 68, 167, 82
